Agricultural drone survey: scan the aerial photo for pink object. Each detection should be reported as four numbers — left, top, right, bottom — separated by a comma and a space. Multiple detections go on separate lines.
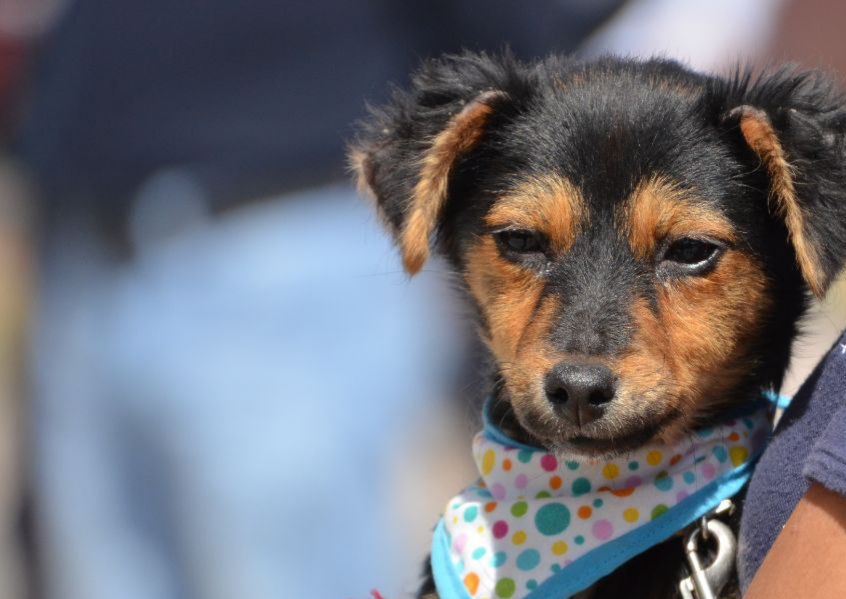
492, 520, 509, 539
452, 533, 468, 553
541, 454, 558, 472
592, 519, 614, 540
624, 475, 643, 489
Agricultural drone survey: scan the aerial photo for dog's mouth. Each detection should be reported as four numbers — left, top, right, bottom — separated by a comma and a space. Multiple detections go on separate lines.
561, 413, 679, 456
498, 398, 682, 458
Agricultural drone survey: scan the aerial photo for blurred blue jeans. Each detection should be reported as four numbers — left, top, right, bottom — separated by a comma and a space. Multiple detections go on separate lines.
31, 184, 463, 599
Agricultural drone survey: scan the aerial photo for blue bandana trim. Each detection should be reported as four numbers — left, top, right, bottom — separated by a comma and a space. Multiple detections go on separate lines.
430, 394, 778, 599
432, 457, 756, 599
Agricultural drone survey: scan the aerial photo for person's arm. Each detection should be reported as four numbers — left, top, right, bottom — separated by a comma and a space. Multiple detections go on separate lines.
745, 482, 846, 599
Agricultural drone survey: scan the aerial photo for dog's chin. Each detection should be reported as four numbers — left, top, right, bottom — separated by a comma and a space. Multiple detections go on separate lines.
548, 426, 666, 458
515, 407, 682, 459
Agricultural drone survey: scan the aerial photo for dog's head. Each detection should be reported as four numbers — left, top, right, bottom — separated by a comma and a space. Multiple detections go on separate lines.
350, 53, 846, 455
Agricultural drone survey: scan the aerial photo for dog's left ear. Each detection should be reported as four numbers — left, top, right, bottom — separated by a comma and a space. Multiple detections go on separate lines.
719, 69, 846, 297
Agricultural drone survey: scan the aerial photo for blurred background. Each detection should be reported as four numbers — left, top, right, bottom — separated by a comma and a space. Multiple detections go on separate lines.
0, 1, 844, 598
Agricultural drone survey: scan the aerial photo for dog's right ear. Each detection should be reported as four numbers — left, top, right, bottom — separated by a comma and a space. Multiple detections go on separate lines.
349, 52, 526, 274
716, 68, 846, 297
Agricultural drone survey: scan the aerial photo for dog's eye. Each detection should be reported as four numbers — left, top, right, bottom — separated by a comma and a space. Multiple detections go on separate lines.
664, 238, 717, 264
659, 237, 723, 276
493, 229, 546, 255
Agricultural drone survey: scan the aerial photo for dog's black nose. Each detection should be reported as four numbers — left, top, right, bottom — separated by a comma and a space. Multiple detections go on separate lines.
544, 362, 615, 427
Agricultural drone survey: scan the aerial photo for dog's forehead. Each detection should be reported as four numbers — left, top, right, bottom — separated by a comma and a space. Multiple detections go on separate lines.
494, 67, 727, 212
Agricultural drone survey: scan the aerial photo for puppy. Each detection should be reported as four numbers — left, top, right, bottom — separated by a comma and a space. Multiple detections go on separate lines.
350, 52, 846, 598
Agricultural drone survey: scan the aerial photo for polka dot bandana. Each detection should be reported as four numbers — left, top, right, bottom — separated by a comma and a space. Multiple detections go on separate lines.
431, 402, 771, 599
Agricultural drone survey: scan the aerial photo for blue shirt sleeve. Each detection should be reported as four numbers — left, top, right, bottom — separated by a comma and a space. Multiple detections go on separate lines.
803, 381, 846, 496
738, 330, 846, 593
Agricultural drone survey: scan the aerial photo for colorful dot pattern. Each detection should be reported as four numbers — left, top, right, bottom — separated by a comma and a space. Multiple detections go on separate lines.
438, 407, 770, 599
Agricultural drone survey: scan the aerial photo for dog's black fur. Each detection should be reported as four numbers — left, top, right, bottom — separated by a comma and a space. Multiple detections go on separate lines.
351, 52, 846, 598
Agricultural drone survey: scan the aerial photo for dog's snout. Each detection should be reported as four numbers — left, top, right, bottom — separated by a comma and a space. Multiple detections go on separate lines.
544, 362, 615, 426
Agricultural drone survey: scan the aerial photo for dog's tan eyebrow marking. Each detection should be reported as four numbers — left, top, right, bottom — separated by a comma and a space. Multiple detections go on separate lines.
485, 174, 586, 253
621, 176, 736, 260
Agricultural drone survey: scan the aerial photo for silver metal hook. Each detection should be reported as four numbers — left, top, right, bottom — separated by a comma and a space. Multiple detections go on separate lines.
678, 518, 737, 599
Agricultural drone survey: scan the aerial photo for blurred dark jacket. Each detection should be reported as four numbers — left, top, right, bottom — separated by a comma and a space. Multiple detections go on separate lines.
14, 0, 624, 219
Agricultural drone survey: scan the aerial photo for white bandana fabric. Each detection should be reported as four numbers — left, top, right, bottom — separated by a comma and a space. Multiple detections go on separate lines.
431, 403, 771, 599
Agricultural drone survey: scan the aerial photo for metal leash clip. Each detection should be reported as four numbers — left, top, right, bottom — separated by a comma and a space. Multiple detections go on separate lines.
679, 499, 737, 599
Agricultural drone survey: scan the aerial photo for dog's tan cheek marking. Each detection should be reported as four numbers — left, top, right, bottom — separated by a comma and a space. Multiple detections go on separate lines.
612, 249, 771, 440
464, 239, 559, 404
610, 298, 675, 422
465, 237, 544, 360
613, 299, 670, 390
735, 107, 824, 296
485, 174, 585, 253
401, 91, 507, 275
623, 177, 736, 260
506, 296, 560, 414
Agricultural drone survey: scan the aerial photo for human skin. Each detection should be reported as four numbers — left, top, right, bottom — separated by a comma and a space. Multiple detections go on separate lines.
745, 483, 846, 599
